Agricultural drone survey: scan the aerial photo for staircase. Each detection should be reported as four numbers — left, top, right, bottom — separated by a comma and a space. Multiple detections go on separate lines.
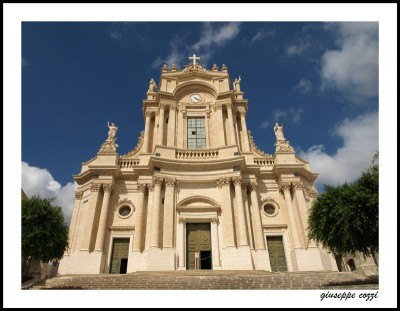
31, 271, 378, 290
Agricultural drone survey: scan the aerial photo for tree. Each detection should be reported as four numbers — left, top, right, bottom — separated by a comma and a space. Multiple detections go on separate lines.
307, 153, 379, 257
22, 196, 69, 279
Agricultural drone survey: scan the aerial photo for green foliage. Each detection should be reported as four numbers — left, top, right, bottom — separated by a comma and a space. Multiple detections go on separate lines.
308, 153, 379, 257
22, 196, 69, 262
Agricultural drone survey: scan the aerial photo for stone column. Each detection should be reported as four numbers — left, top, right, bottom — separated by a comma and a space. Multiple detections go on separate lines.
149, 177, 163, 248
214, 105, 225, 147
132, 183, 147, 252
143, 112, 152, 153
157, 105, 165, 146
163, 178, 175, 248
211, 217, 221, 269
226, 103, 236, 145
69, 191, 83, 253
178, 217, 186, 269
232, 176, 249, 247
280, 182, 301, 249
217, 177, 235, 247
167, 106, 176, 147
293, 181, 308, 248
250, 182, 266, 250
239, 111, 250, 152
144, 183, 154, 250
79, 183, 102, 251
94, 183, 114, 252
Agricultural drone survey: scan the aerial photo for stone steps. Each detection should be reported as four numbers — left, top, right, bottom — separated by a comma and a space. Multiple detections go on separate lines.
31, 271, 378, 290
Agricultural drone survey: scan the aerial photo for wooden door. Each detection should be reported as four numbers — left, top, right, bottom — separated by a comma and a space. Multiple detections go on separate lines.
267, 236, 288, 272
186, 223, 211, 270
109, 238, 130, 274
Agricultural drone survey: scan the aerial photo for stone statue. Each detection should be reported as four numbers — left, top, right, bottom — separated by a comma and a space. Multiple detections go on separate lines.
148, 78, 157, 92
107, 122, 118, 140
274, 122, 285, 141
233, 76, 241, 92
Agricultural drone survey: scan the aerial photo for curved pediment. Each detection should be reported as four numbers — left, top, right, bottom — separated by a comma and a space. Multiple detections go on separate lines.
177, 196, 220, 213
174, 81, 218, 99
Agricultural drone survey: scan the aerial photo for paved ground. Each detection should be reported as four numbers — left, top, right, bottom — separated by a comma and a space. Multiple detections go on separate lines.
30, 270, 379, 290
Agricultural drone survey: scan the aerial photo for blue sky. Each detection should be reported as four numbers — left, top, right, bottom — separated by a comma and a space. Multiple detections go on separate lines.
5, 3, 397, 308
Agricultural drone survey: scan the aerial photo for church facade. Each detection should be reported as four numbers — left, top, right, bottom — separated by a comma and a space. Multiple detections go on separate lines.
59, 56, 338, 274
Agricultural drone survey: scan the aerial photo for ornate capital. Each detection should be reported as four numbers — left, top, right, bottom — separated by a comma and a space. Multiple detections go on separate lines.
292, 181, 303, 190
212, 103, 223, 111
308, 186, 318, 199
148, 183, 155, 192
178, 217, 186, 223
90, 183, 102, 192
250, 182, 259, 192
217, 177, 231, 188
239, 111, 247, 118
103, 183, 114, 193
137, 183, 147, 193
75, 191, 83, 199
145, 111, 152, 118
211, 217, 219, 224
153, 177, 164, 186
165, 178, 176, 187
232, 176, 242, 186
279, 182, 291, 192
225, 103, 233, 110
168, 104, 177, 111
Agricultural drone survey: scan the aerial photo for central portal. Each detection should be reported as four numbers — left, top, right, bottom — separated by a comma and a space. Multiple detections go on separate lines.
186, 223, 212, 270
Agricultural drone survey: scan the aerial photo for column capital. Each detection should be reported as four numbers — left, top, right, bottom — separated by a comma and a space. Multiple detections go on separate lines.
232, 176, 242, 186
168, 104, 177, 111
292, 181, 303, 190
75, 191, 84, 199
153, 176, 164, 186
211, 217, 219, 224
250, 182, 259, 191
90, 183, 102, 192
145, 111, 152, 118
239, 110, 247, 117
217, 177, 231, 188
212, 103, 223, 111
102, 183, 114, 193
225, 103, 233, 109
308, 186, 318, 198
137, 183, 147, 193
148, 183, 155, 192
279, 182, 292, 192
165, 178, 176, 187
178, 217, 186, 223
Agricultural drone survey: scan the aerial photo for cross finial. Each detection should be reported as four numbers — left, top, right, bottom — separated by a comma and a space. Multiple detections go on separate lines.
189, 54, 200, 66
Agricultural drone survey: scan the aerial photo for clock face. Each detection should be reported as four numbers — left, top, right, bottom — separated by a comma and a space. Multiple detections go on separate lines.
189, 93, 202, 103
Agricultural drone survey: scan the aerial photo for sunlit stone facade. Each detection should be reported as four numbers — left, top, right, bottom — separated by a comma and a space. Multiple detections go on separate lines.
59, 56, 338, 274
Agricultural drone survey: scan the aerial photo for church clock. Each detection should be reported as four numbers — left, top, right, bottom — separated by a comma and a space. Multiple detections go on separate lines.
189, 93, 202, 103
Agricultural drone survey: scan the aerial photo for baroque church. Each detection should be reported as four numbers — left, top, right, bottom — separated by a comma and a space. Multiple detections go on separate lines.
59, 55, 338, 274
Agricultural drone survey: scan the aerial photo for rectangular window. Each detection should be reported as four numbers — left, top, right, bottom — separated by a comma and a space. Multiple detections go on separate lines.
187, 117, 206, 149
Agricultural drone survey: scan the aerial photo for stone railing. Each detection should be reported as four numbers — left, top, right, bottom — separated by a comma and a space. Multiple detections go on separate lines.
176, 149, 219, 160
254, 158, 274, 166
118, 159, 140, 169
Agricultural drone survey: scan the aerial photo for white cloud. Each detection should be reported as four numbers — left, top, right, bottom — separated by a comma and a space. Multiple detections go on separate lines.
250, 29, 276, 45
294, 78, 312, 94
260, 121, 270, 129
272, 107, 303, 125
21, 162, 77, 226
321, 22, 378, 103
286, 37, 311, 56
153, 22, 241, 68
151, 35, 185, 69
299, 111, 378, 190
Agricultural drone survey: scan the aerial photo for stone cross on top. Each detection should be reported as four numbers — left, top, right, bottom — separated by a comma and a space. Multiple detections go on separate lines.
189, 54, 200, 66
